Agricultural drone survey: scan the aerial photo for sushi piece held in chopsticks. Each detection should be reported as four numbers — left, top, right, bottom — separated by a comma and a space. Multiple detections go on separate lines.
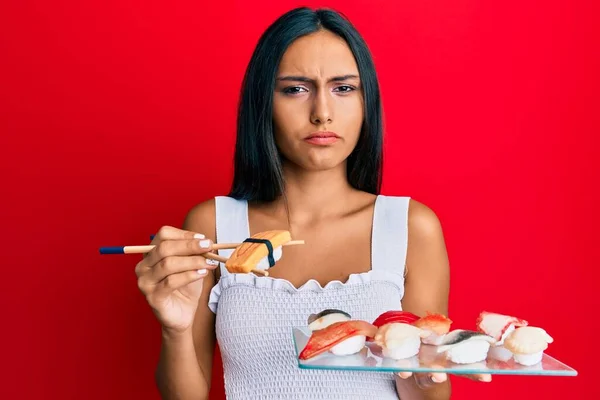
225, 230, 303, 276
299, 320, 377, 360
413, 312, 453, 345
503, 326, 553, 366
373, 323, 431, 360
436, 330, 496, 364
307, 309, 352, 331
372, 310, 420, 328
475, 311, 528, 345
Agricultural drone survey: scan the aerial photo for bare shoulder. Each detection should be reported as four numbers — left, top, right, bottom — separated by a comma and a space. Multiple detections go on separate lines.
405, 198, 449, 282
182, 198, 217, 242
403, 198, 450, 315
407, 198, 444, 241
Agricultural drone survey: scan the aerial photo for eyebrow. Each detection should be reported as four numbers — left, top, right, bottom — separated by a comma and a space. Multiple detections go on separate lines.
276, 74, 360, 83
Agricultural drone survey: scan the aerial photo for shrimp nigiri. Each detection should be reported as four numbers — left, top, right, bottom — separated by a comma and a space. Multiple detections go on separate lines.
299, 320, 377, 360
413, 312, 453, 345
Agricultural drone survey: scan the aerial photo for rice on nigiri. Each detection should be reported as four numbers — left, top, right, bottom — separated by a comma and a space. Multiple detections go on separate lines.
476, 311, 528, 345
436, 330, 496, 364
503, 326, 553, 366
488, 345, 514, 362
373, 323, 430, 360
299, 320, 377, 360
413, 312, 453, 345
254, 246, 283, 270
307, 309, 352, 331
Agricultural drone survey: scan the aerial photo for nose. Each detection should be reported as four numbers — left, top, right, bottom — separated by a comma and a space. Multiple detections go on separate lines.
310, 90, 332, 125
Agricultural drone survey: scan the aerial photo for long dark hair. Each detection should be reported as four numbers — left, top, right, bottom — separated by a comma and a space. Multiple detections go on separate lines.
228, 7, 384, 202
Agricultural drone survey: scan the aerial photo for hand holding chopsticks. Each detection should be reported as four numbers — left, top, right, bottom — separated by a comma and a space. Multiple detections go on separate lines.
101, 226, 304, 335
127, 226, 224, 334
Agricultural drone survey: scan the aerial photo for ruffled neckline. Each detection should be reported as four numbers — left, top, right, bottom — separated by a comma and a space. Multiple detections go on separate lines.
208, 269, 405, 314
226, 270, 373, 292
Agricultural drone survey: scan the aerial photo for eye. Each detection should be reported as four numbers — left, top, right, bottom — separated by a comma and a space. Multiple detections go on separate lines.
333, 85, 356, 93
283, 86, 308, 95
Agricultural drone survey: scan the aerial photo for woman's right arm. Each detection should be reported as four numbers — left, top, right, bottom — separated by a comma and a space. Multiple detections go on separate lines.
136, 200, 219, 400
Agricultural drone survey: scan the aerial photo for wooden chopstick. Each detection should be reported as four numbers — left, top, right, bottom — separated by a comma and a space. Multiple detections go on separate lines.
213, 239, 305, 250
98, 240, 306, 278
100, 240, 305, 255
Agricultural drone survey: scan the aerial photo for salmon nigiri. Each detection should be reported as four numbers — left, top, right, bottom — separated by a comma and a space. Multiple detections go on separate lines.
299, 320, 377, 360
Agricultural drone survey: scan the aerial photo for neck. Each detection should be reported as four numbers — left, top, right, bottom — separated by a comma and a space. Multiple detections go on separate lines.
273, 160, 356, 223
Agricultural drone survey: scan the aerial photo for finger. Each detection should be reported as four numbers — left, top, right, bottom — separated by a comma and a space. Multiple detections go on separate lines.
150, 255, 217, 282
397, 371, 412, 379
430, 372, 447, 384
453, 373, 491, 382
143, 226, 205, 260
144, 238, 213, 268
414, 372, 447, 389
155, 269, 209, 295
413, 373, 435, 389
152, 226, 205, 243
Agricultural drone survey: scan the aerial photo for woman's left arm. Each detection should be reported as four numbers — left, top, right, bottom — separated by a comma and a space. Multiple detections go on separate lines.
394, 200, 490, 400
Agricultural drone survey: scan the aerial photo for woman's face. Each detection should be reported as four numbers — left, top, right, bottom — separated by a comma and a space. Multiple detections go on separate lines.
273, 29, 364, 172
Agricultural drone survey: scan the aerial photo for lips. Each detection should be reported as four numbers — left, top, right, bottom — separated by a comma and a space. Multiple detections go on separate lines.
305, 131, 340, 139
304, 131, 340, 145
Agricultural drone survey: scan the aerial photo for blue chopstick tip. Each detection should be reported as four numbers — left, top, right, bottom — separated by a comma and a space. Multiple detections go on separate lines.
99, 247, 125, 254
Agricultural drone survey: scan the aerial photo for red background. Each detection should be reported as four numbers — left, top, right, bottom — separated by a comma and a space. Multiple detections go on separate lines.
1, 0, 598, 399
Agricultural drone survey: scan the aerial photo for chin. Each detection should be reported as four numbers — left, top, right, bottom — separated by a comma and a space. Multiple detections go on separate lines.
280, 146, 352, 172
300, 156, 348, 171
304, 162, 341, 171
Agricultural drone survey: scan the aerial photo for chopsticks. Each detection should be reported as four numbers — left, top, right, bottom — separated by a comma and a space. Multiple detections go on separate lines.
99, 239, 305, 277
99, 240, 304, 255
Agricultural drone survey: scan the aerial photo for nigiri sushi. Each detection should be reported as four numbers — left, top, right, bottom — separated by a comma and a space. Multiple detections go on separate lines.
226, 230, 295, 273
488, 345, 514, 362
503, 326, 553, 366
299, 320, 377, 360
255, 246, 283, 270
307, 309, 351, 331
476, 311, 528, 345
372, 310, 420, 328
413, 312, 453, 345
373, 323, 430, 360
436, 330, 496, 364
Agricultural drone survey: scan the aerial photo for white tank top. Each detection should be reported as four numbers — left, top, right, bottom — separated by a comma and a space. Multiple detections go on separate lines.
208, 194, 410, 399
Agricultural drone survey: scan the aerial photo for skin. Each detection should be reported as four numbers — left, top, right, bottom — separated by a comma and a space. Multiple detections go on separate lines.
137, 29, 489, 400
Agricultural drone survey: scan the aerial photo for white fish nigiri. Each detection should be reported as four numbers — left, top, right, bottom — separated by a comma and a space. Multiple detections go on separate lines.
374, 323, 430, 360
436, 330, 496, 364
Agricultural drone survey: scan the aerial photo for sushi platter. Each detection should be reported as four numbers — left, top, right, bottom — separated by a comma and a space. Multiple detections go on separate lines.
292, 310, 577, 376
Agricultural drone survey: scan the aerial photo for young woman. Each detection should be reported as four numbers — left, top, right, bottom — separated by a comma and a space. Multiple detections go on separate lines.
135, 7, 490, 400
